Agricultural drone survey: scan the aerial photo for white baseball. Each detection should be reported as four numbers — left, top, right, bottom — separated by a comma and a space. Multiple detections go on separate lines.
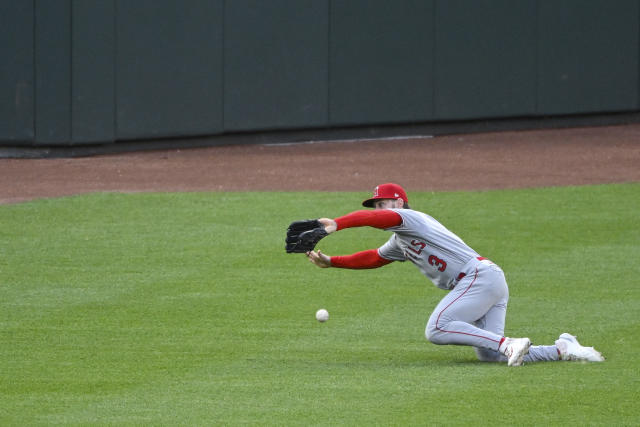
315, 308, 329, 322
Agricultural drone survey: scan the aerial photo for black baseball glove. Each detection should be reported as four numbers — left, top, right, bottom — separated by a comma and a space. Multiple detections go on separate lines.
285, 219, 328, 253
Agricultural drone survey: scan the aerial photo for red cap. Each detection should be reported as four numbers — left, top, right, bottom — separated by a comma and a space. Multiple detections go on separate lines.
362, 183, 409, 207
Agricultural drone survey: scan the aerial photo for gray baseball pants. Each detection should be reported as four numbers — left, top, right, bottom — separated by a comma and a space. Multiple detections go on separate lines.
425, 258, 559, 362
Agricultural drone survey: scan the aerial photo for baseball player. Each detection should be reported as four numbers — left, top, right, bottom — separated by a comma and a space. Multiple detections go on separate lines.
286, 183, 604, 366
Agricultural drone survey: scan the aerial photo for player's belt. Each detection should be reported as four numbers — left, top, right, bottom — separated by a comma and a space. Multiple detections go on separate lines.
455, 257, 490, 281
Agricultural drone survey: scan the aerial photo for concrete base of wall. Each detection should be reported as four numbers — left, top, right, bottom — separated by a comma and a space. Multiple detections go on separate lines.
2, 111, 639, 158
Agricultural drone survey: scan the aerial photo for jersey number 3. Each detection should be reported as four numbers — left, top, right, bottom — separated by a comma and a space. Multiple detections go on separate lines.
409, 240, 447, 272
428, 255, 447, 272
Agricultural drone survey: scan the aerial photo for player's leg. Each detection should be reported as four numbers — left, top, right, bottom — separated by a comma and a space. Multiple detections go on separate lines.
473, 300, 507, 362
425, 260, 531, 365
473, 301, 560, 362
425, 263, 507, 351
441, 263, 603, 363
467, 274, 588, 362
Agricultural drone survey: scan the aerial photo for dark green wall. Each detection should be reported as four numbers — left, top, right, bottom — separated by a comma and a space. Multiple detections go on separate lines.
34, 0, 71, 145
330, 0, 435, 125
117, 0, 223, 139
72, 0, 115, 143
1, 0, 638, 146
538, 0, 638, 114
224, 0, 329, 131
434, 0, 537, 119
0, 2, 34, 142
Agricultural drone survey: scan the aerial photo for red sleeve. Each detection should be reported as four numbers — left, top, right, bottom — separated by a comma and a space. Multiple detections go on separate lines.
330, 249, 393, 269
334, 210, 402, 231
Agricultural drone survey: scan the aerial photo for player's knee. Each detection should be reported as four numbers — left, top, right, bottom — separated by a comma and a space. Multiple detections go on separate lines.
425, 320, 447, 345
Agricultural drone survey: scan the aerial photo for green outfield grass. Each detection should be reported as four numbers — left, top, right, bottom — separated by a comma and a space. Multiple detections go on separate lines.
1, 184, 638, 425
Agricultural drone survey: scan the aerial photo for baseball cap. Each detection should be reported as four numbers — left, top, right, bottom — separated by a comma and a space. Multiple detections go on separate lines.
362, 183, 409, 207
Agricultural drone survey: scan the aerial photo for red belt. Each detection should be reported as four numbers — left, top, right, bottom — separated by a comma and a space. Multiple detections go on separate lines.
456, 257, 489, 281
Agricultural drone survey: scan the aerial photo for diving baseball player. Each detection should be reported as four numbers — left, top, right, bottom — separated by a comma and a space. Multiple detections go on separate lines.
286, 183, 604, 366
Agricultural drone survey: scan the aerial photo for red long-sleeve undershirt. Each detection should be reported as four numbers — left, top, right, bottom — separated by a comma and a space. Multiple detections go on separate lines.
329, 210, 402, 269
335, 209, 402, 230
330, 249, 392, 269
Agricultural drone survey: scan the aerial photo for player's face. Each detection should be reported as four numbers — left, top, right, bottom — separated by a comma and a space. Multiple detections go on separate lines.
373, 199, 402, 210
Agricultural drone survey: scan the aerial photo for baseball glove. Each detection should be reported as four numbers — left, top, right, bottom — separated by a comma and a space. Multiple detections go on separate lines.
285, 219, 328, 253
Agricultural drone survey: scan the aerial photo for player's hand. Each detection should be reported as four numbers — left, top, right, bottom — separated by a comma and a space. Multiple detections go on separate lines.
307, 250, 331, 268
317, 218, 337, 234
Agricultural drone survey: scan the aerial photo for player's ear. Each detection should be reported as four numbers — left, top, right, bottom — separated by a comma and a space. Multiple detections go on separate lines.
395, 198, 404, 208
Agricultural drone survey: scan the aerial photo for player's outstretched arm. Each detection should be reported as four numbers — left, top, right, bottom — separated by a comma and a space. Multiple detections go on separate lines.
308, 249, 393, 270
334, 210, 402, 230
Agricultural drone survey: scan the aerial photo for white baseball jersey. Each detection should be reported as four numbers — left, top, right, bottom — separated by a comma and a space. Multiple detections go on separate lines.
378, 209, 480, 290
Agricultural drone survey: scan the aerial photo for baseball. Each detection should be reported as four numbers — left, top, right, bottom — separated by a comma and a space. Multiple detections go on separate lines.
315, 308, 329, 322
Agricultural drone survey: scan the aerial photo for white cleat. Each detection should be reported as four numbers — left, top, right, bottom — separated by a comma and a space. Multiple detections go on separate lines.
555, 333, 605, 362
500, 337, 531, 367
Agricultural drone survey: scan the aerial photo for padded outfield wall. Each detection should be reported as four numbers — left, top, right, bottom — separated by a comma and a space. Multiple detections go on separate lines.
1, 0, 639, 150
